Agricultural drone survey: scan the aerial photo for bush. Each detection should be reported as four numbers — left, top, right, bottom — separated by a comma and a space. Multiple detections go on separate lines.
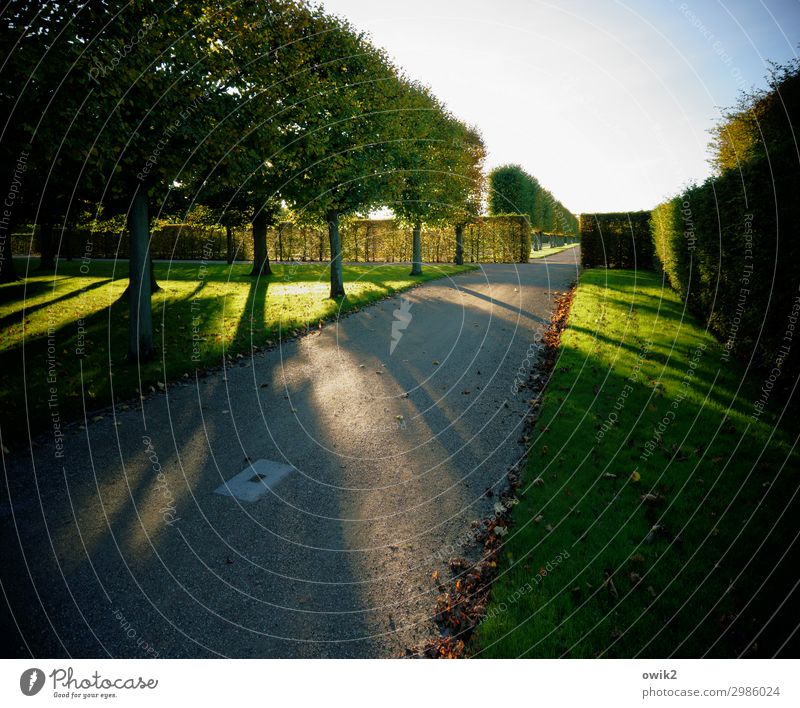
488, 164, 578, 234
14, 216, 532, 264
651, 60, 800, 384
651, 150, 800, 378
579, 211, 653, 269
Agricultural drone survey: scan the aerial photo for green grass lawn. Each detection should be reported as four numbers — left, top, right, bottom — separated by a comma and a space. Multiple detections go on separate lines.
0, 257, 475, 444
531, 243, 579, 259
474, 268, 799, 658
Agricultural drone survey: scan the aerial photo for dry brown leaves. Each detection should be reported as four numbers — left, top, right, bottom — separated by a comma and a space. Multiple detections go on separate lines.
408, 283, 578, 659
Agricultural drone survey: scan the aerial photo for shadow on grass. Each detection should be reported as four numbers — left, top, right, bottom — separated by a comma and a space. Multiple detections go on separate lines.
0, 278, 113, 330
473, 269, 800, 659
232, 276, 270, 349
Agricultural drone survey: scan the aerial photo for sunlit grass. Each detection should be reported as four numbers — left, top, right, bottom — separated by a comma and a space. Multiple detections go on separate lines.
531, 242, 579, 259
0, 258, 475, 443
475, 268, 798, 658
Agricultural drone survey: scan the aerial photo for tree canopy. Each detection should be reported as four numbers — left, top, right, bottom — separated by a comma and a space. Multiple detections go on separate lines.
2, 1, 487, 349
487, 164, 577, 235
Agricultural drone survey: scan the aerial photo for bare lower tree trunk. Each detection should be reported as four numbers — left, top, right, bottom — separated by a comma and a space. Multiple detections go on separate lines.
0, 221, 18, 282
38, 222, 55, 270
64, 226, 73, 260
127, 186, 153, 362
410, 222, 422, 275
455, 224, 464, 265
327, 210, 345, 298
250, 210, 272, 276
149, 254, 161, 292
226, 225, 233, 265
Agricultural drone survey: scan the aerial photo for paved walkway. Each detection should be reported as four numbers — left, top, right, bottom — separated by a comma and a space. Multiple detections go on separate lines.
1, 248, 580, 658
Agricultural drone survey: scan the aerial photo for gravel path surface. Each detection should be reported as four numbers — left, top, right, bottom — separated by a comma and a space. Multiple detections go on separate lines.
1, 248, 580, 658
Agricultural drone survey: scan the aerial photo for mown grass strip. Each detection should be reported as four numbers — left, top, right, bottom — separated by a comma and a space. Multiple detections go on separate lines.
530, 243, 579, 260
474, 268, 798, 658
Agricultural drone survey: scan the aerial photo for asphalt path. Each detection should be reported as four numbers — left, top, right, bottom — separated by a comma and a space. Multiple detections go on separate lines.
1, 247, 580, 658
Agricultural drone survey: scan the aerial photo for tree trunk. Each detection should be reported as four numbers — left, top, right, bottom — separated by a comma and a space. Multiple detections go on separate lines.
64, 226, 73, 260
127, 186, 153, 362
455, 224, 464, 265
277, 224, 283, 261
410, 222, 422, 275
250, 210, 272, 276
327, 210, 345, 298
38, 222, 56, 270
0, 217, 18, 283
149, 254, 161, 291
226, 225, 233, 264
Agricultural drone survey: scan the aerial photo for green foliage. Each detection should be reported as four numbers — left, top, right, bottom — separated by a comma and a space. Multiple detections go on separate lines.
488, 165, 578, 234
652, 60, 800, 380
390, 82, 486, 228
579, 211, 653, 269
19, 215, 531, 264
2, 1, 485, 296
709, 59, 800, 174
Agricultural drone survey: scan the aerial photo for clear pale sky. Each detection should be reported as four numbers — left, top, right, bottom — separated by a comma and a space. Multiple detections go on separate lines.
319, 0, 800, 214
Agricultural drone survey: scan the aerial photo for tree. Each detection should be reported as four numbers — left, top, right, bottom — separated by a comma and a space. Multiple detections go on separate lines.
488, 164, 577, 236
188, 1, 336, 279
73, 2, 247, 360
287, 16, 404, 297
389, 83, 486, 274
0, 1, 87, 281
1, 1, 237, 357
390, 83, 446, 276
449, 126, 486, 265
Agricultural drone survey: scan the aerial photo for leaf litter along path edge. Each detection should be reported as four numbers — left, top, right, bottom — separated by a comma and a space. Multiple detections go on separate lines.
409, 285, 578, 658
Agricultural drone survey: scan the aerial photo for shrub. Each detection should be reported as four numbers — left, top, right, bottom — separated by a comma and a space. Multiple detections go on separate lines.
579, 211, 653, 269
14, 216, 532, 264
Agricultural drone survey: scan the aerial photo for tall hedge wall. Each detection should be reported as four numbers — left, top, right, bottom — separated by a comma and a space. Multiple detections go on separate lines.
14, 215, 532, 264
651, 149, 800, 376
651, 61, 800, 383
579, 211, 653, 269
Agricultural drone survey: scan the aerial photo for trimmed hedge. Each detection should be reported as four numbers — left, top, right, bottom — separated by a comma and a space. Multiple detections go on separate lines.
488, 164, 579, 235
651, 150, 800, 377
15, 215, 532, 264
579, 211, 653, 269
651, 60, 800, 384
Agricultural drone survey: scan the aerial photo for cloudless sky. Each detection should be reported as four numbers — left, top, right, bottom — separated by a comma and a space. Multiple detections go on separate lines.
320, 0, 800, 214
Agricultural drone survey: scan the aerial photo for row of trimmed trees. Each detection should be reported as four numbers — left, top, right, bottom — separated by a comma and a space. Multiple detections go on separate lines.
487, 164, 578, 234
0, 1, 485, 360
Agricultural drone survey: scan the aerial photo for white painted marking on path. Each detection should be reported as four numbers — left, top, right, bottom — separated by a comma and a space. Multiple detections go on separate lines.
214, 459, 295, 502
